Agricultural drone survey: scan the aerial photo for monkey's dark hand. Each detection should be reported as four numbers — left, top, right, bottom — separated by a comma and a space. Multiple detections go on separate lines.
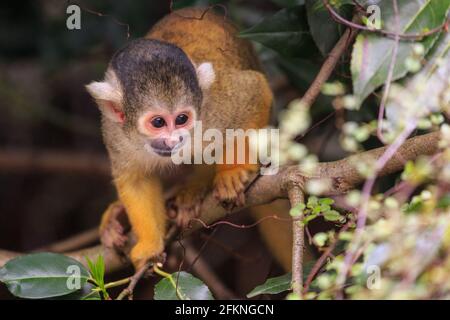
167, 184, 209, 228
99, 201, 130, 251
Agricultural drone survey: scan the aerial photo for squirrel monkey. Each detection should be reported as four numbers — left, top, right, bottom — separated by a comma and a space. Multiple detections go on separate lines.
86, 8, 273, 270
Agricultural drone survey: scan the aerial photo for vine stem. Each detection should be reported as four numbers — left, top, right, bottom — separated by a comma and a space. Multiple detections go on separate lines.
104, 277, 131, 289
377, 0, 400, 143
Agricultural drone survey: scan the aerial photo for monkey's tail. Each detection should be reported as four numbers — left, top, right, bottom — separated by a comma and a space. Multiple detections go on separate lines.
250, 200, 314, 272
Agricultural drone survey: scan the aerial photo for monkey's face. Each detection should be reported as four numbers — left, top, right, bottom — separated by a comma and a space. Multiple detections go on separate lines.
135, 105, 196, 157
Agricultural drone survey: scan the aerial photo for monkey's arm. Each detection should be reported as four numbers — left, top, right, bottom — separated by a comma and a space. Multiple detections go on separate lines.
212, 69, 273, 206
114, 173, 166, 269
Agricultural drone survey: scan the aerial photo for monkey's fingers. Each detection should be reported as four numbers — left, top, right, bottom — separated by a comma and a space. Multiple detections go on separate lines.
213, 167, 250, 206
170, 185, 207, 228
100, 219, 128, 250
174, 200, 204, 228
213, 175, 238, 200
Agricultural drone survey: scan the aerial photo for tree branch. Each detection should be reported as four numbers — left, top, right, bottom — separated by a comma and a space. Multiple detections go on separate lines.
301, 27, 357, 107
288, 186, 305, 297
0, 130, 440, 271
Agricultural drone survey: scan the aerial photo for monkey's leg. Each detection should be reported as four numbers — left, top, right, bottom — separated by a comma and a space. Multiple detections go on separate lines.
169, 164, 215, 227
115, 174, 166, 270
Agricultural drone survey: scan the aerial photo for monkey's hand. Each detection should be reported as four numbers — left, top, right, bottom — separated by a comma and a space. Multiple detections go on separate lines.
168, 165, 214, 227
168, 183, 209, 228
213, 164, 257, 210
99, 201, 129, 251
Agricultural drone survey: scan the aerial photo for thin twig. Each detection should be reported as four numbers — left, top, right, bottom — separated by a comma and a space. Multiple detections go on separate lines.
377, 0, 400, 143
116, 262, 152, 300
303, 221, 352, 293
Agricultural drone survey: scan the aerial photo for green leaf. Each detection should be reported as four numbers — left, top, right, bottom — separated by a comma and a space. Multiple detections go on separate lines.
86, 255, 107, 298
0, 253, 90, 299
303, 213, 318, 225
318, 198, 335, 205
247, 263, 315, 298
247, 273, 292, 298
313, 232, 328, 247
277, 57, 321, 89
306, 0, 352, 56
438, 194, 450, 209
86, 255, 105, 288
307, 196, 318, 208
154, 272, 214, 300
351, 0, 450, 105
239, 6, 317, 58
323, 210, 342, 222
55, 282, 101, 300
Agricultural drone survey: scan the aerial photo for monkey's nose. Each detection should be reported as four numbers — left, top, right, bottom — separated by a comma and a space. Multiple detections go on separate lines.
164, 135, 183, 148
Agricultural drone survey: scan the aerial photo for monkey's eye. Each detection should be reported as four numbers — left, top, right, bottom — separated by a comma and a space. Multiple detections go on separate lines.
175, 114, 189, 126
151, 117, 166, 128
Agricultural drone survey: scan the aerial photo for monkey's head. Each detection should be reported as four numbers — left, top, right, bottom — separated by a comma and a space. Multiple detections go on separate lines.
86, 39, 215, 160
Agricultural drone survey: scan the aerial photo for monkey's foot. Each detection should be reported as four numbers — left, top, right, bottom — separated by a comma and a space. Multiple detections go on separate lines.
117, 252, 167, 300
213, 167, 255, 210
130, 239, 165, 270
99, 201, 129, 251
168, 184, 208, 228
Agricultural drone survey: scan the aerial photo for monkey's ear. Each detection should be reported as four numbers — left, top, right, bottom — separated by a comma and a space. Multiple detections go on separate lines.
196, 62, 215, 90
86, 72, 125, 123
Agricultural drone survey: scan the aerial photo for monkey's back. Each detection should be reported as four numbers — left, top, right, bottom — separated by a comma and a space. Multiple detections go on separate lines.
147, 7, 260, 71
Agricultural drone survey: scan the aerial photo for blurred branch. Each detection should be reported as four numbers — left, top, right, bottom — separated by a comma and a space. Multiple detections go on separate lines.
0, 130, 440, 272
0, 149, 109, 175
36, 228, 99, 253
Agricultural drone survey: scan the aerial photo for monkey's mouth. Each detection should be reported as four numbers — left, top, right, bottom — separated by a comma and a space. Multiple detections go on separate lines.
144, 142, 184, 157
152, 148, 174, 157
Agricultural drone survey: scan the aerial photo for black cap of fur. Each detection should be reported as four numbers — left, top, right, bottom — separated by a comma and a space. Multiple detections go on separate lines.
111, 38, 202, 117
